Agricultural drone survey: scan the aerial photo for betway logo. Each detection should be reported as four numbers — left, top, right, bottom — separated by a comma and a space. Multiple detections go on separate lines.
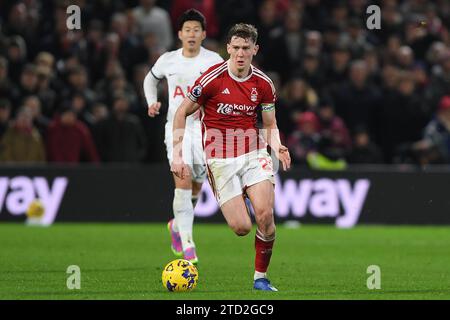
195, 176, 370, 228
216, 103, 257, 115
0, 176, 68, 225
273, 176, 370, 228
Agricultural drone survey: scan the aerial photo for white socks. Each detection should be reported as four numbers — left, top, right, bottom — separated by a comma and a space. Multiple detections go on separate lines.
254, 271, 267, 280
173, 188, 195, 250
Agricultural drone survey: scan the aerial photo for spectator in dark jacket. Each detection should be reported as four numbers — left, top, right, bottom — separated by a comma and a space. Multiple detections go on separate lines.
0, 98, 12, 139
348, 126, 383, 164
378, 71, 428, 162
46, 105, 100, 163
331, 60, 381, 136
287, 111, 321, 165
94, 95, 147, 163
316, 97, 352, 161
417, 95, 450, 163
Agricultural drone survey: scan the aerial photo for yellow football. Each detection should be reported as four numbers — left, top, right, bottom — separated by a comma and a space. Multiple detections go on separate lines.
162, 259, 198, 292
26, 199, 45, 218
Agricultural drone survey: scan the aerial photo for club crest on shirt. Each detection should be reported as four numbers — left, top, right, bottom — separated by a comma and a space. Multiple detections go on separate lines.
191, 84, 203, 98
250, 88, 258, 102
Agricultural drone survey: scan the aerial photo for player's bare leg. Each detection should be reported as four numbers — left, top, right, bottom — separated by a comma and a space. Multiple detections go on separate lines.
246, 180, 278, 291
169, 171, 199, 264
220, 195, 252, 236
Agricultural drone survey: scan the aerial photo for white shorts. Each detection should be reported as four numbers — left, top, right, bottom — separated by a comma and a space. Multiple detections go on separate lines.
165, 120, 206, 183
206, 149, 275, 207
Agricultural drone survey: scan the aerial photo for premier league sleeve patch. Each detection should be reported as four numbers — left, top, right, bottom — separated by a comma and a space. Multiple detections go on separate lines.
261, 103, 275, 112
192, 84, 202, 97
188, 84, 203, 102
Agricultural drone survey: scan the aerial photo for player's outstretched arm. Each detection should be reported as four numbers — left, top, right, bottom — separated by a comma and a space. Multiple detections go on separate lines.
261, 109, 291, 171
143, 71, 161, 118
171, 97, 201, 179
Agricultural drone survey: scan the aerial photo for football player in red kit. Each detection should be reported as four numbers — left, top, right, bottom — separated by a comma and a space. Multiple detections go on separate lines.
172, 23, 291, 291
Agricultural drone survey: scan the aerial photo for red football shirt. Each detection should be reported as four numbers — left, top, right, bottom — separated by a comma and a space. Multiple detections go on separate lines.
188, 60, 276, 159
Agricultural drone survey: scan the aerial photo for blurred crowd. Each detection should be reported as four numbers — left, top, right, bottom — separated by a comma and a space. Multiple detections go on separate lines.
0, 0, 450, 168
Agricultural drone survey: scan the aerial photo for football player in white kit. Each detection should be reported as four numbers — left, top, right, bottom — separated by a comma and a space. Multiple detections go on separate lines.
143, 9, 223, 264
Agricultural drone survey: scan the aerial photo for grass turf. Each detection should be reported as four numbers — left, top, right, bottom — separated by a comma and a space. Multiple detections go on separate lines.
0, 223, 449, 300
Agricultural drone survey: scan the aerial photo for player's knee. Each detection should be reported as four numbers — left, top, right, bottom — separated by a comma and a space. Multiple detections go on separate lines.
255, 208, 274, 229
234, 226, 251, 236
230, 221, 252, 236
257, 207, 273, 221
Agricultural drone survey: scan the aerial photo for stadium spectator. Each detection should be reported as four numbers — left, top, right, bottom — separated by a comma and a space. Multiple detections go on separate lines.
297, 52, 326, 92
376, 1, 403, 45
133, 0, 174, 53
94, 59, 125, 103
0, 56, 18, 103
105, 73, 138, 111
0, 106, 45, 163
342, 18, 372, 59
330, 60, 381, 136
22, 95, 50, 139
277, 77, 317, 138
91, 103, 109, 124
35, 51, 55, 70
46, 105, 100, 163
93, 95, 147, 163
254, 0, 282, 66
287, 111, 321, 165
396, 46, 415, 70
379, 71, 428, 163
35, 64, 57, 117
416, 95, 450, 163
424, 49, 450, 116
316, 97, 352, 161
0, 99, 12, 139
325, 43, 351, 88
132, 64, 151, 111
62, 65, 97, 107
5, 35, 27, 85
302, 0, 328, 32
264, 8, 304, 82
215, 0, 258, 41
85, 19, 107, 85
12, 64, 39, 109
348, 126, 383, 164
330, 2, 349, 30
322, 22, 343, 55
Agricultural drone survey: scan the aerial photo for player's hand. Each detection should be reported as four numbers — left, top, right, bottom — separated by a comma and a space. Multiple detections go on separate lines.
148, 102, 161, 117
171, 160, 190, 180
278, 145, 291, 171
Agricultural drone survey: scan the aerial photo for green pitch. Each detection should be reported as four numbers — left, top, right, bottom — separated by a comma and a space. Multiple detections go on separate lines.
0, 223, 449, 300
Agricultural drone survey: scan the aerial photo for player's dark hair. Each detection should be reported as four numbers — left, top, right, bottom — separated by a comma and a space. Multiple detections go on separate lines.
227, 23, 258, 44
178, 9, 206, 31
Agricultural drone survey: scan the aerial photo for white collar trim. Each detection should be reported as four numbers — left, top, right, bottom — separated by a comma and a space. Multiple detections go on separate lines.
227, 60, 253, 82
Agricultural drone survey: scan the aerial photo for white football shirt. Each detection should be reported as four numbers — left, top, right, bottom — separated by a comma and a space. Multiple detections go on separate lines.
146, 46, 223, 125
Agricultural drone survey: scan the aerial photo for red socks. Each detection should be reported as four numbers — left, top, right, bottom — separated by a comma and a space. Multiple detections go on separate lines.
255, 229, 275, 273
